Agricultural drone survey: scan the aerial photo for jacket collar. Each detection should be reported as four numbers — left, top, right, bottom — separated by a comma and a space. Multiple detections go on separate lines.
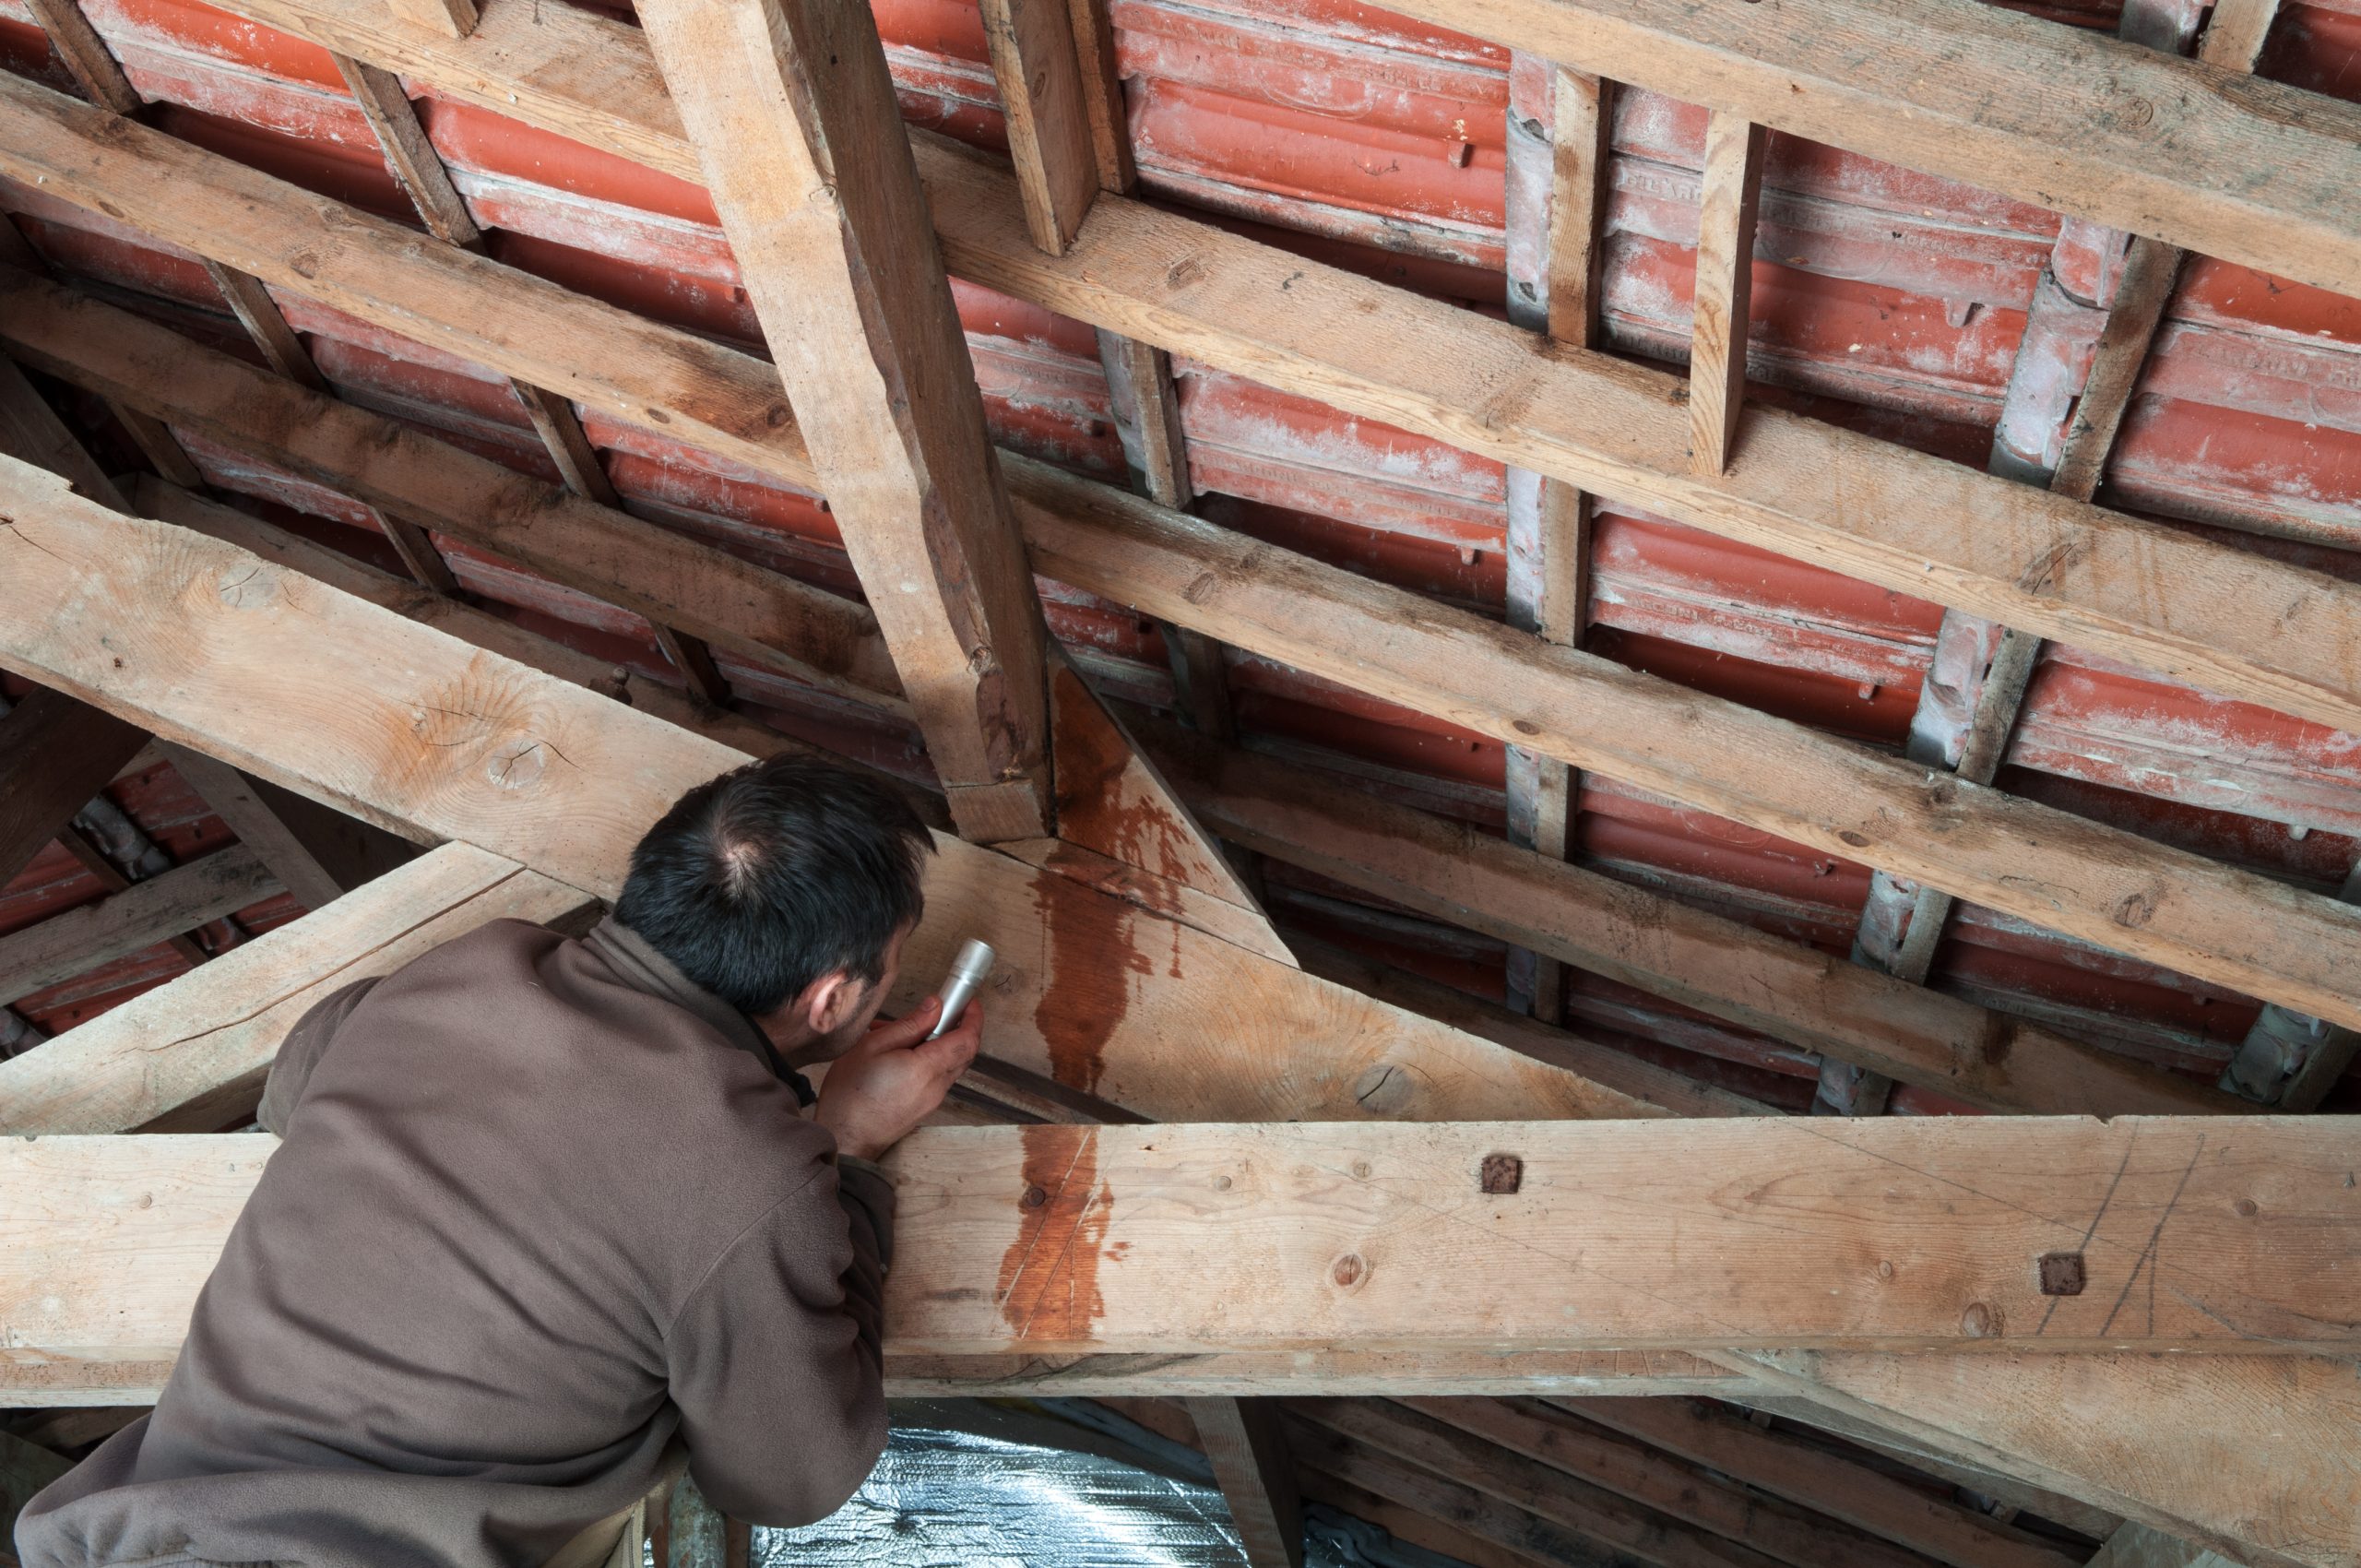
584, 917, 815, 1106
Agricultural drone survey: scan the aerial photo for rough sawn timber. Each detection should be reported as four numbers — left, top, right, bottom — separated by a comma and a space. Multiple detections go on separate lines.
0, 454, 1655, 1130
0, 841, 594, 1136
11, 1117, 2360, 1372
0, 267, 899, 708
1144, 717, 2234, 1117
637, 0, 1056, 841
1011, 460, 2361, 1035
125, 0, 2361, 745
1721, 1349, 2361, 1568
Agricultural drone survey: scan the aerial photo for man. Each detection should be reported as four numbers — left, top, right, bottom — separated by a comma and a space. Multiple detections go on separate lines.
18, 754, 978, 1568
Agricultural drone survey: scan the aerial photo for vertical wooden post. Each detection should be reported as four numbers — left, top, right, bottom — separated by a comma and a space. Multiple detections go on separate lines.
979, 0, 1101, 253
639, 0, 1057, 842
1190, 1396, 1307, 1568
1501, 58, 1610, 1021
1686, 111, 1767, 476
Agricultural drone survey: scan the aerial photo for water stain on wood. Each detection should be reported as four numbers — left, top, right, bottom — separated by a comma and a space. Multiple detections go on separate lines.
1029, 864, 1150, 1095
1048, 665, 1221, 899
995, 1123, 1111, 1346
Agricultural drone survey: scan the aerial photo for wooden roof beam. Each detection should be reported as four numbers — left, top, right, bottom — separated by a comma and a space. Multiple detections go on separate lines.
1013, 460, 2361, 1035
0, 452, 1653, 1131
1367, 0, 2361, 301
8, 255, 2358, 1043
6, 60, 2358, 749
1721, 1350, 2358, 1568
0, 845, 278, 1012
0, 841, 591, 1137
30, 18, 2361, 750
1139, 714, 2236, 1117
0, 267, 901, 709
15, 1115, 2361, 1366
635, 0, 1054, 841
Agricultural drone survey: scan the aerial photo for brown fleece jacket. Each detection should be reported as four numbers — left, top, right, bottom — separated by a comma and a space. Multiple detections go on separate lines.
15, 917, 894, 1568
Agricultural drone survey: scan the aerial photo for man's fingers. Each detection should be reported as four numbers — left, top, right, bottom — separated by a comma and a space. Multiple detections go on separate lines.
915, 1002, 982, 1078
863, 996, 943, 1052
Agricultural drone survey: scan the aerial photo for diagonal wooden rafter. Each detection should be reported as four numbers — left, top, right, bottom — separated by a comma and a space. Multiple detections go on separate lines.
10, 53, 2361, 759
1821, 0, 2292, 1120
1140, 715, 2236, 1116
0, 268, 901, 707
124, 477, 873, 793
0, 845, 279, 1011
4, 457, 2355, 1558
328, 54, 730, 707
0, 840, 593, 1136
1720, 1350, 2358, 1568
0, 453, 1649, 1131
635, 0, 1055, 842
10, 267, 2359, 1056
1013, 461, 2361, 1035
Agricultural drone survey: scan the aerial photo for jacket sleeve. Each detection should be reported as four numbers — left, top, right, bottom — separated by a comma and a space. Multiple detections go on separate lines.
256, 976, 382, 1135
663, 1149, 896, 1526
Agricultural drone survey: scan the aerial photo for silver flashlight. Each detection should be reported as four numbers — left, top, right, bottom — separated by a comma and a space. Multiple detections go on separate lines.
927, 939, 995, 1039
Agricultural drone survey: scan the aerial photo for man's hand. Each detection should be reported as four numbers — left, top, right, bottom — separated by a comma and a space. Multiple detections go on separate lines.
813, 998, 982, 1162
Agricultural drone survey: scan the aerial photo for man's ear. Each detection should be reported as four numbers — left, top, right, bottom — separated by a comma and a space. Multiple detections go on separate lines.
803, 968, 865, 1035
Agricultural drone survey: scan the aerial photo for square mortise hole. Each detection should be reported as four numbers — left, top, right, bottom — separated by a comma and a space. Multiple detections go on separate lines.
2038, 1251, 2086, 1297
1479, 1153, 1523, 1195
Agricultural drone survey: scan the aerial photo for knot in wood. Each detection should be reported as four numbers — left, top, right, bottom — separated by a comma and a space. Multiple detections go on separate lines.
486, 741, 547, 792
1351, 1063, 1415, 1114
1331, 1253, 1368, 1289
1960, 1301, 2002, 1337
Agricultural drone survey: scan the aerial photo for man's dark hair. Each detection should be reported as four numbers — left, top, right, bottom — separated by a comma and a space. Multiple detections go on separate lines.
614, 754, 934, 1015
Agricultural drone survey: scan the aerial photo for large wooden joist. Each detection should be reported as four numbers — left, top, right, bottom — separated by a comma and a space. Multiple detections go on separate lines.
9, 1116, 2357, 1388
1142, 716, 2235, 1118
3, 465, 2354, 1553
1725, 1350, 2361, 1568
637, 0, 1056, 841
7, 60, 2361, 754
1371, 0, 2361, 302
0, 1128, 1756, 1407
0, 270, 899, 709
1011, 463, 2361, 1036
0, 841, 595, 1136
198, 0, 2361, 299
9, 265, 2361, 1045
0, 454, 1647, 1129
